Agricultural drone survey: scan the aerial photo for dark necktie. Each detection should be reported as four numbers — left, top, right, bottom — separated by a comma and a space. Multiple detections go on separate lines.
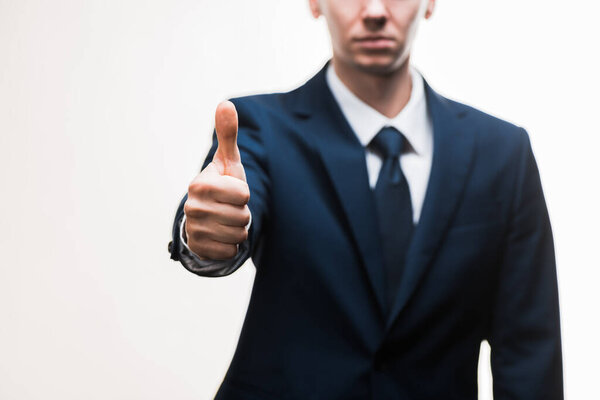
369, 126, 415, 314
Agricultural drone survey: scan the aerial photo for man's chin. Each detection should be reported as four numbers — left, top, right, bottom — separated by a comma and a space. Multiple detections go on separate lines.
353, 54, 405, 76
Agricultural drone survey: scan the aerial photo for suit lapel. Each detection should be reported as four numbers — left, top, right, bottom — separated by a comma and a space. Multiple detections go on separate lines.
290, 64, 477, 327
291, 64, 388, 317
385, 82, 477, 331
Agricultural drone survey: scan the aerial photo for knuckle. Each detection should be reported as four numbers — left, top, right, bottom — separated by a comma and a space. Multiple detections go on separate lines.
202, 247, 217, 260
185, 201, 211, 219
183, 200, 192, 216
189, 241, 207, 257
238, 228, 249, 242
241, 214, 251, 227
199, 241, 221, 259
199, 181, 217, 198
190, 177, 219, 198
240, 185, 250, 203
241, 207, 251, 225
189, 221, 221, 242
196, 204, 211, 218
187, 178, 204, 194
222, 244, 238, 259
188, 226, 206, 242
228, 180, 250, 205
194, 240, 237, 260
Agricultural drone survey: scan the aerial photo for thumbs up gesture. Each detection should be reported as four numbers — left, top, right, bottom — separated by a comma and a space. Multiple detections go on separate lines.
184, 101, 251, 260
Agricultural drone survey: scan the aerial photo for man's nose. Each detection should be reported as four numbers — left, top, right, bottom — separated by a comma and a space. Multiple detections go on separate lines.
362, 0, 387, 31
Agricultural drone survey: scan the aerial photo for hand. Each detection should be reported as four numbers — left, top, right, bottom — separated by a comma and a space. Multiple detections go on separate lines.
183, 101, 251, 260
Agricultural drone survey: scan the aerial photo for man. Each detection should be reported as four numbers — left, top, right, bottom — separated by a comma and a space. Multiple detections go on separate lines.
168, 0, 563, 398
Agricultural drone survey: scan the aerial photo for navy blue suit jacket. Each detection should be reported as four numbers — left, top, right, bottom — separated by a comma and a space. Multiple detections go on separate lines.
169, 63, 563, 399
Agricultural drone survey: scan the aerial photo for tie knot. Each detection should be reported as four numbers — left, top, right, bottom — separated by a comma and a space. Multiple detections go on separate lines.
369, 127, 405, 159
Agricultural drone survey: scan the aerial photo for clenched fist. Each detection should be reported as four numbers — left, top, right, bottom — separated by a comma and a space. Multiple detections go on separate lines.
183, 101, 251, 260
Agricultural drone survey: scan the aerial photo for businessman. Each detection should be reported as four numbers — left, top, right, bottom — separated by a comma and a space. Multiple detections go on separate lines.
168, 0, 564, 398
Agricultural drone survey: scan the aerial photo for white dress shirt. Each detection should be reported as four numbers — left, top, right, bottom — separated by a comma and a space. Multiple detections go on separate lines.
181, 64, 434, 266
326, 64, 433, 224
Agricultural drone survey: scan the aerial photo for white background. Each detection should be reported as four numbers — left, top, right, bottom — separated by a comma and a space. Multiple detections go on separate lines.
1, 0, 598, 399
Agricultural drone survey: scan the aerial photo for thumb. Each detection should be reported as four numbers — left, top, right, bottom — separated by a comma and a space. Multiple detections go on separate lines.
212, 100, 245, 180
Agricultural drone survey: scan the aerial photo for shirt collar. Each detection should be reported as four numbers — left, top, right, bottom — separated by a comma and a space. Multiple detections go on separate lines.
325, 63, 429, 155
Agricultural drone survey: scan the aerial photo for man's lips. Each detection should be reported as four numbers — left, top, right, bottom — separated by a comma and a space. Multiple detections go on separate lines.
353, 36, 395, 50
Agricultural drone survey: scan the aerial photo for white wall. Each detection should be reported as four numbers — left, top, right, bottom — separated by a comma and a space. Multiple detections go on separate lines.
1, 1, 598, 398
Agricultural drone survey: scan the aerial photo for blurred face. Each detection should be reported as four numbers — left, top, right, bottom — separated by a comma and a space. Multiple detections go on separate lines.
310, 0, 435, 75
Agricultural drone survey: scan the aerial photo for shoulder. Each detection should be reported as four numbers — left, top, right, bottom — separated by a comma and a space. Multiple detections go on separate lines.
227, 66, 326, 126
444, 94, 524, 134
228, 89, 298, 125
429, 86, 530, 152
427, 86, 541, 210
423, 80, 535, 176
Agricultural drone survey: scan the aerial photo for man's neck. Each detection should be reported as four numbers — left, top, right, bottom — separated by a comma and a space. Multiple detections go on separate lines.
331, 57, 412, 119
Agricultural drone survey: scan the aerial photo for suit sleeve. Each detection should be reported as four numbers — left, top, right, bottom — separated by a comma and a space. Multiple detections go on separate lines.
168, 98, 270, 277
488, 128, 564, 399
